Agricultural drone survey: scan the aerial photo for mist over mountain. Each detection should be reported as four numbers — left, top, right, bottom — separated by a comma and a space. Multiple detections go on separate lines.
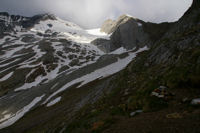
0, 0, 192, 28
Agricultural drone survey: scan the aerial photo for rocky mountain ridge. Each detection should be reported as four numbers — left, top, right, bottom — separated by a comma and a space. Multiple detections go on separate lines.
62, 1, 200, 132
93, 14, 171, 53
0, 13, 56, 35
0, 9, 148, 132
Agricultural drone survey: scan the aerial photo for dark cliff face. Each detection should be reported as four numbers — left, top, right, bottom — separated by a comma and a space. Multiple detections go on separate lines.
97, 0, 199, 53
109, 15, 149, 51
146, 0, 200, 65
142, 22, 172, 43
95, 15, 150, 52
184, 0, 200, 15
167, 0, 199, 36
57, 1, 200, 133
96, 15, 172, 53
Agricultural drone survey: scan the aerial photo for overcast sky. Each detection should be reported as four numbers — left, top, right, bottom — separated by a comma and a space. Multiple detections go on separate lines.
0, 0, 192, 28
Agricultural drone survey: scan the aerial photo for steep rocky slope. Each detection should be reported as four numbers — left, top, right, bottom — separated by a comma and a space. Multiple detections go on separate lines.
0, 13, 105, 96
55, 1, 200, 133
93, 14, 171, 53
0, 0, 199, 133
0, 11, 148, 132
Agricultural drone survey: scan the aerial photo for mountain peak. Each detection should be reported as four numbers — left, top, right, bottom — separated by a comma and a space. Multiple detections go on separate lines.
40, 13, 57, 20
119, 14, 136, 20
116, 14, 139, 23
31, 13, 57, 22
100, 14, 142, 34
0, 12, 9, 16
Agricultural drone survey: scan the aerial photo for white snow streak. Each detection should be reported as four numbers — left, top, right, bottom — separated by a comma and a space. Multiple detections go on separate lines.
0, 72, 13, 82
87, 28, 107, 36
0, 94, 45, 129
46, 97, 61, 107
110, 47, 127, 55
43, 46, 148, 104
1, 46, 24, 59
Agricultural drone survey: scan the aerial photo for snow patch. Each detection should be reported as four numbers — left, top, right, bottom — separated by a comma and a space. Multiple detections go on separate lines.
43, 46, 148, 104
31, 19, 110, 44
51, 83, 59, 90
0, 59, 20, 68
0, 94, 45, 129
191, 98, 200, 105
87, 28, 107, 36
46, 97, 61, 107
15, 64, 61, 91
138, 23, 142, 26
1, 46, 24, 59
31, 18, 81, 34
0, 72, 13, 82
110, 47, 127, 55
125, 14, 133, 18
0, 114, 12, 123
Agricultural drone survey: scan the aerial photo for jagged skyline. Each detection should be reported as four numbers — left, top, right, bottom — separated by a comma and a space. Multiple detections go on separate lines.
0, 0, 192, 28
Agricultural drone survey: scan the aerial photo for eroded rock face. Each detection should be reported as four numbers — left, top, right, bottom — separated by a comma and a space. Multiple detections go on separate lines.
95, 15, 151, 52
96, 14, 173, 53
91, 38, 111, 53
92, 0, 198, 55
100, 19, 116, 34
110, 16, 149, 51
146, 0, 200, 65
101, 15, 144, 35
184, 0, 200, 15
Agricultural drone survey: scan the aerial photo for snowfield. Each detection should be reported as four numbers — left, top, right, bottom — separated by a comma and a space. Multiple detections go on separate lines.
46, 97, 62, 107
0, 14, 148, 130
43, 46, 148, 105
86, 28, 107, 36
31, 17, 110, 43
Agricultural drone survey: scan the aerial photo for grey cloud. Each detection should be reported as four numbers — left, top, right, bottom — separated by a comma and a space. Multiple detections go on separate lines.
0, 0, 192, 28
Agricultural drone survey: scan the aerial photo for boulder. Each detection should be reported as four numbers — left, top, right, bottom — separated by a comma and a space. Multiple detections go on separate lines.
130, 110, 143, 117
151, 86, 173, 100
191, 98, 200, 105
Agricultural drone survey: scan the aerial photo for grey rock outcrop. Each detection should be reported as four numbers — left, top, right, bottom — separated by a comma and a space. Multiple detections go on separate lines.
93, 15, 153, 52
147, 0, 200, 65
109, 15, 149, 51
91, 38, 111, 53
100, 19, 116, 34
